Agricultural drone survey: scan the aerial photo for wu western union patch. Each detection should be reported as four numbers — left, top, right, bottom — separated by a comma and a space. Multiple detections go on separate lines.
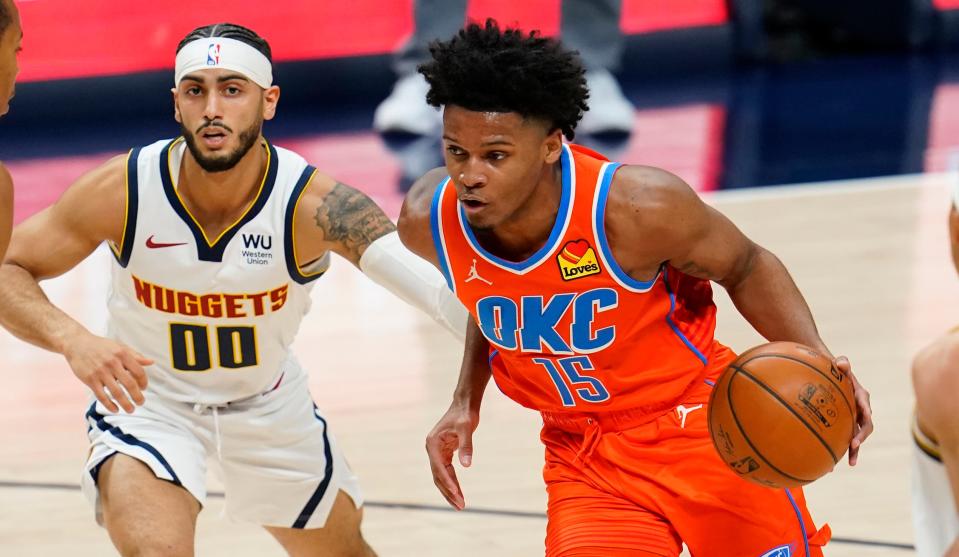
557, 239, 601, 281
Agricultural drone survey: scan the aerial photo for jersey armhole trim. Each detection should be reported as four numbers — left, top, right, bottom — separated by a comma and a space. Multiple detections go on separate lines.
592, 162, 660, 293
430, 177, 455, 292
284, 165, 325, 285
110, 147, 141, 268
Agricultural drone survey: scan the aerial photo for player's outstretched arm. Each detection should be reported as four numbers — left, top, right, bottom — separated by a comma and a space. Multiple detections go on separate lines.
400, 168, 492, 509
424, 318, 491, 510
0, 155, 151, 413
607, 165, 873, 464
0, 163, 12, 262
293, 168, 467, 339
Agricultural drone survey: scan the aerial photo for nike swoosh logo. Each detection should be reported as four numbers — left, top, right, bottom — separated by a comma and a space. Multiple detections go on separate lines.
145, 235, 188, 249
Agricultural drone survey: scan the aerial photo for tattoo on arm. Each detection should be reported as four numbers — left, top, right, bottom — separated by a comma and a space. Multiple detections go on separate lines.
313, 183, 396, 264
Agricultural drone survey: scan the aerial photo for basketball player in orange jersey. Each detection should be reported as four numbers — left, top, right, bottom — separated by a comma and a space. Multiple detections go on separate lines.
0, 0, 22, 262
398, 20, 874, 557
911, 180, 959, 557
0, 22, 467, 557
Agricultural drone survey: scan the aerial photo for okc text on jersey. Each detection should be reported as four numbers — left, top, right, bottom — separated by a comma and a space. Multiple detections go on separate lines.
475, 287, 618, 354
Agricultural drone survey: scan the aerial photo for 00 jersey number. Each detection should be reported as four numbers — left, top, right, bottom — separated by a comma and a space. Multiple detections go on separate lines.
169, 323, 258, 372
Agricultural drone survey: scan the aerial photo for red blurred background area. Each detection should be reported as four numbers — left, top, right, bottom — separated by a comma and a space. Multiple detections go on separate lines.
16, 0, 728, 82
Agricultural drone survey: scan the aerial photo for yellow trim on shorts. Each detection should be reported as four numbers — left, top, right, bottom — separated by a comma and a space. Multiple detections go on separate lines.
913, 414, 943, 462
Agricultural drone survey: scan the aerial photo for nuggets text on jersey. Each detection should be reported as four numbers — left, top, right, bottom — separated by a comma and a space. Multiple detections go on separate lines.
132, 275, 289, 319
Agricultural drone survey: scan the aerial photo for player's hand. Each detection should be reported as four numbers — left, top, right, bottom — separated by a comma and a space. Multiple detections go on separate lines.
835, 356, 873, 466
63, 333, 152, 414
425, 400, 479, 510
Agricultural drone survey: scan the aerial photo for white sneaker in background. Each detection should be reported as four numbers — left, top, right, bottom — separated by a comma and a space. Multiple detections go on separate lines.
373, 73, 442, 135
579, 69, 635, 135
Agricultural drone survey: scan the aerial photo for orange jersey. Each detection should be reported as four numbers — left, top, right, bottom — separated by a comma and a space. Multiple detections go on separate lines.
431, 143, 734, 414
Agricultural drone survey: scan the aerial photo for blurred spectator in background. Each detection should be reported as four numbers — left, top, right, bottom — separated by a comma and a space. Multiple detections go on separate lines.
374, 0, 634, 137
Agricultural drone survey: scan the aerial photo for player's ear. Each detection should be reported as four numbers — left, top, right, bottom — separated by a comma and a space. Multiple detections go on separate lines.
544, 128, 563, 164
172, 88, 181, 123
262, 85, 280, 121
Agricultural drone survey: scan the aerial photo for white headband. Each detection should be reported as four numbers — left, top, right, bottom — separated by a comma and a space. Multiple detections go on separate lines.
174, 37, 273, 89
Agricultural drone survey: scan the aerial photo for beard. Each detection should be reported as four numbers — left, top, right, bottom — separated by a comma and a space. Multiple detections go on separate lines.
181, 117, 262, 173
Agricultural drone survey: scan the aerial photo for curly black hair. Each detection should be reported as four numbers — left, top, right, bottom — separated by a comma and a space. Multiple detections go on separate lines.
419, 19, 588, 139
176, 23, 272, 65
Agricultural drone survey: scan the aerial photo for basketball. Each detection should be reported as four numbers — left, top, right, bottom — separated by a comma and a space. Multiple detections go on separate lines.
707, 342, 856, 489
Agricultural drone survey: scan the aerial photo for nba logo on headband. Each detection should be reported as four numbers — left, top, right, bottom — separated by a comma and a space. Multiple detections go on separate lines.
206, 43, 220, 66
176, 37, 273, 89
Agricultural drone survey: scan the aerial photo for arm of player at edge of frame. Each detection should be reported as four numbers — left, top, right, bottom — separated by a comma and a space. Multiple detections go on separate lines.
398, 167, 490, 510
0, 162, 13, 262
291, 167, 468, 341
0, 154, 151, 414
913, 338, 959, 557
609, 164, 873, 466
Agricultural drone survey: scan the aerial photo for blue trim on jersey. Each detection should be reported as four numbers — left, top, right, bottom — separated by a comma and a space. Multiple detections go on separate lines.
160, 138, 279, 263
663, 267, 708, 366
429, 177, 455, 290
293, 405, 334, 528
114, 147, 141, 268
785, 489, 811, 557
284, 165, 325, 285
459, 145, 572, 272
704, 379, 716, 386
85, 403, 182, 486
594, 162, 660, 291
488, 350, 499, 366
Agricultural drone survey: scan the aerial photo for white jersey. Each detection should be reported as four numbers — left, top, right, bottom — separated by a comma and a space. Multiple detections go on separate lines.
912, 416, 959, 556
107, 137, 329, 404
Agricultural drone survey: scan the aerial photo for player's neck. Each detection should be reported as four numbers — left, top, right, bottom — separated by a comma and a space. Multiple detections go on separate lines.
475, 162, 563, 261
178, 139, 268, 221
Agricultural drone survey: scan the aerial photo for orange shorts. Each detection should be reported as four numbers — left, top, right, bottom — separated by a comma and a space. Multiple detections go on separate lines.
540, 366, 831, 557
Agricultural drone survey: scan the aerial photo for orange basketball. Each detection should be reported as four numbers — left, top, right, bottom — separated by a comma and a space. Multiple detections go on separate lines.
707, 342, 856, 489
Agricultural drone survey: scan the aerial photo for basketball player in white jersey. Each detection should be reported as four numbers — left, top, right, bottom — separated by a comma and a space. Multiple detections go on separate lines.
912, 175, 959, 557
0, 0, 23, 262
0, 23, 466, 557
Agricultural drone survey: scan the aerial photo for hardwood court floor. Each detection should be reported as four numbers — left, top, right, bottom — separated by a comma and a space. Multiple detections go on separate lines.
1, 172, 948, 556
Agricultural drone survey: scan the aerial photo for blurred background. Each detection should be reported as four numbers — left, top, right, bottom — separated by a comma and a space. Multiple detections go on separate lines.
5, 1, 959, 555
5, 0, 959, 221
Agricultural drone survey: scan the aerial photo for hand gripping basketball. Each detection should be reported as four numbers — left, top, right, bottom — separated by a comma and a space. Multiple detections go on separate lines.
707, 342, 865, 489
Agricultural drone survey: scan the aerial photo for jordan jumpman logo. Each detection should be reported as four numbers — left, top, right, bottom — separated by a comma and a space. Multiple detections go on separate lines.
465, 259, 492, 285
675, 404, 703, 429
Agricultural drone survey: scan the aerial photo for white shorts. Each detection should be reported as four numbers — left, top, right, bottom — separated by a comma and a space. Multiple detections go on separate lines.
912, 420, 959, 556
80, 373, 363, 529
